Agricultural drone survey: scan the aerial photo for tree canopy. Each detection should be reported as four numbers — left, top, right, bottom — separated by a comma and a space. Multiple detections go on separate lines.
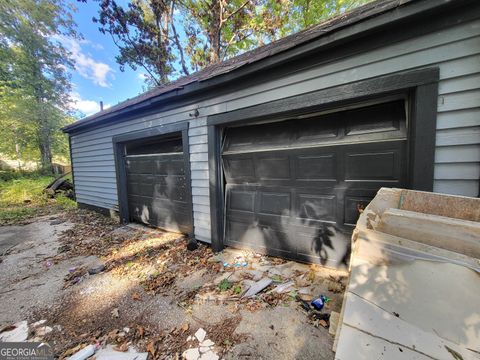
91, 0, 371, 86
0, 0, 77, 171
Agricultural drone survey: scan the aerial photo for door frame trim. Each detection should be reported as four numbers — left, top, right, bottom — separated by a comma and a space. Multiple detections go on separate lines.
112, 122, 194, 236
207, 67, 439, 251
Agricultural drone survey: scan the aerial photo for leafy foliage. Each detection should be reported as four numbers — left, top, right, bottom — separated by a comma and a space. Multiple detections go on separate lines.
0, 0, 76, 171
89, 0, 371, 85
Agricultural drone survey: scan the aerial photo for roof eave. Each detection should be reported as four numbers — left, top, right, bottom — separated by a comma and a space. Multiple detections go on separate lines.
62, 0, 465, 134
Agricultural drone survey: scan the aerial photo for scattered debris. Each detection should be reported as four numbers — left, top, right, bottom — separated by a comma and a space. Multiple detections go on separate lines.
44, 173, 74, 200
0, 320, 28, 342
194, 328, 206, 343
68, 344, 96, 360
88, 263, 106, 275
242, 278, 273, 298
311, 295, 331, 310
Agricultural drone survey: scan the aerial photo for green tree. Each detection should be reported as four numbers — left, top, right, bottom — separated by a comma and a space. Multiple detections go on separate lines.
89, 0, 371, 85
0, 0, 76, 172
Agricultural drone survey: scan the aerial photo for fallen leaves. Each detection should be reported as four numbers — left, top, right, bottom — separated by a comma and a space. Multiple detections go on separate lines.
111, 308, 119, 318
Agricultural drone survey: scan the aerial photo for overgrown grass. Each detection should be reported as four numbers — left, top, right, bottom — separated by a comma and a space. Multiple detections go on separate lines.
0, 175, 77, 225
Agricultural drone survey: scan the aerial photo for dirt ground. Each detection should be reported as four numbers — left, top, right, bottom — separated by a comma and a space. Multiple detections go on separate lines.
0, 209, 348, 359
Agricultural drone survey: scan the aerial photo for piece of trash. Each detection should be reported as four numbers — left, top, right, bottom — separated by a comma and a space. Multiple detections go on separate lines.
32, 319, 47, 328
296, 295, 312, 312
273, 281, 295, 294
234, 261, 248, 267
44, 260, 52, 268
36, 326, 53, 337
68, 344, 96, 360
311, 295, 331, 310
200, 339, 214, 347
242, 277, 273, 298
0, 321, 28, 342
69, 267, 76, 273
182, 347, 200, 360
319, 319, 328, 328
329, 311, 340, 336
88, 264, 106, 275
111, 308, 119, 318
195, 328, 206, 342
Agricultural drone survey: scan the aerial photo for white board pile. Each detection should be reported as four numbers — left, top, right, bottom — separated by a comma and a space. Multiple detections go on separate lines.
334, 188, 480, 360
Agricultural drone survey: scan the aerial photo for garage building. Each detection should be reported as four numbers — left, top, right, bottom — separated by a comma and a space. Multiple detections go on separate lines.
63, 0, 480, 266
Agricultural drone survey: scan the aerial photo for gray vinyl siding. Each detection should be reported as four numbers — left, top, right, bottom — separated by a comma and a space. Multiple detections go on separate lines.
70, 18, 480, 243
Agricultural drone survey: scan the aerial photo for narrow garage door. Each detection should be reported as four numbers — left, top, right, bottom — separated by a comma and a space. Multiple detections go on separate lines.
222, 99, 408, 266
124, 134, 192, 233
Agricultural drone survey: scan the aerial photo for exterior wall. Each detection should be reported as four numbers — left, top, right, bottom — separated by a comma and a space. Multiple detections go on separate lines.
70, 18, 480, 243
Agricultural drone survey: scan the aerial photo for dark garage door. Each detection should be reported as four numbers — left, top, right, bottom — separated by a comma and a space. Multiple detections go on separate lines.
124, 135, 192, 233
222, 99, 408, 266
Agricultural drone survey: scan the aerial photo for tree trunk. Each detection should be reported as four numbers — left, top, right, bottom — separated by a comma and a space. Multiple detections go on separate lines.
37, 103, 53, 173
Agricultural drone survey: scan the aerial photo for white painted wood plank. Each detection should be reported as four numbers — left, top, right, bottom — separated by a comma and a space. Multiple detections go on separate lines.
439, 73, 480, 95
433, 179, 479, 197
438, 89, 480, 112
190, 161, 209, 170
436, 108, 480, 129
434, 162, 480, 180
192, 187, 209, 196
194, 226, 211, 241
435, 144, 480, 162
436, 126, 480, 146
192, 195, 210, 206
191, 170, 209, 180
190, 153, 208, 162
193, 204, 210, 214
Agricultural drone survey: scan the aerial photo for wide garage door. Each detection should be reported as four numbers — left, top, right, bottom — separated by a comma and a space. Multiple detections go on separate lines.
222, 99, 408, 266
124, 134, 192, 233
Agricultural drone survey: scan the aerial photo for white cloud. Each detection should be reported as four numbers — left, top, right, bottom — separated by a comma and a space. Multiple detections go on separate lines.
70, 92, 111, 116
137, 73, 147, 81
57, 36, 114, 88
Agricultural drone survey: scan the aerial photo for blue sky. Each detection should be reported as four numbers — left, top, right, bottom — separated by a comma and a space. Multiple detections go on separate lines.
65, 0, 147, 117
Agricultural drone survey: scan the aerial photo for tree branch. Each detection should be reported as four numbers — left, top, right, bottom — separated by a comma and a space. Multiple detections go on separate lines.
222, 0, 250, 24
170, 1, 189, 76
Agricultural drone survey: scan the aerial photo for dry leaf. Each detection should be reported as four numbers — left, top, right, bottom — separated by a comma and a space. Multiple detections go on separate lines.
319, 319, 328, 328
114, 342, 129, 352
132, 292, 141, 301
180, 323, 189, 333
137, 326, 145, 337
111, 308, 119, 318
146, 340, 156, 356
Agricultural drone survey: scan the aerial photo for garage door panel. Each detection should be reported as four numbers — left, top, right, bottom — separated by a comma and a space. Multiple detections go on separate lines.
223, 157, 256, 182
225, 219, 295, 258
297, 193, 337, 222
295, 226, 350, 266
227, 188, 256, 213
259, 192, 291, 216
344, 142, 406, 181
344, 196, 374, 225
222, 99, 408, 265
124, 135, 192, 233
296, 154, 336, 180
126, 158, 154, 174
256, 156, 291, 180
126, 175, 187, 201
154, 157, 185, 175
